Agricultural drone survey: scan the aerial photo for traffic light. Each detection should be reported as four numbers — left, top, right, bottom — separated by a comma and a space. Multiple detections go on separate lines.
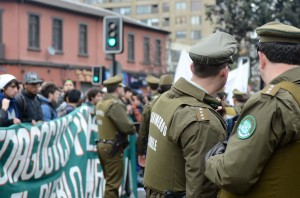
92, 67, 105, 85
103, 16, 123, 54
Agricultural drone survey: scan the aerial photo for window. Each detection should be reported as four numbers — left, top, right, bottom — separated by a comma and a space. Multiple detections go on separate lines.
175, 16, 186, 25
190, 16, 201, 25
79, 24, 88, 55
52, 18, 63, 52
191, 30, 201, 40
191, 1, 201, 11
111, 7, 131, 15
163, 2, 170, 12
162, 18, 170, 27
155, 40, 161, 66
143, 37, 150, 65
136, 5, 158, 15
175, 31, 186, 38
176, 2, 186, 10
28, 14, 40, 49
136, 5, 151, 14
127, 34, 134, 61
141, 18, 159, 27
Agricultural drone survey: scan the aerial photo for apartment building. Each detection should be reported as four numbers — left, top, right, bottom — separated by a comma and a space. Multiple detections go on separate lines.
0, 0, 169, 91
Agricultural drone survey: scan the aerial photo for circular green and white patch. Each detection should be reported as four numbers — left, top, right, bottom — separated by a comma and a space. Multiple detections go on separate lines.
237, 115, 256, 139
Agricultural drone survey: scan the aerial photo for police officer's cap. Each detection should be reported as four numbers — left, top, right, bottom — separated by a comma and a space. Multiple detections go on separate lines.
146, 75, 159, 85
232, 89, 248, 99
159, 74, 173, 86
103, 74, 125, 88
256, 22, 300, 43
189, 31, 237, 66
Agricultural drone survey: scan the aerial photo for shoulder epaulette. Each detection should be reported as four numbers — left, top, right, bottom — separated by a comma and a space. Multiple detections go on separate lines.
195, 107, 210, 121
261, 84, 280, 96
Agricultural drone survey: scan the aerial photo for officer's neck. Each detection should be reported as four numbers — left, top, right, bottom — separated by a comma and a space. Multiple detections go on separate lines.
191, 75, 223, 95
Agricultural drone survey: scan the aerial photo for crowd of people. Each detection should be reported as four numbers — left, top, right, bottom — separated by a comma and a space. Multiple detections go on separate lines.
1, 21, 300, 198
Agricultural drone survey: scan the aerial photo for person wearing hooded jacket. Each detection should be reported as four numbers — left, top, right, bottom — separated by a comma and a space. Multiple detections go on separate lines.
39, 83, 60, 121
0, 74, 21, 127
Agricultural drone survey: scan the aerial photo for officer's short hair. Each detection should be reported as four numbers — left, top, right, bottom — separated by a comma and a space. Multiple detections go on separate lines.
106, 86, 117, 93
256, 21, 300, 65
257, 42, 300, 65
193, 63, 227, 78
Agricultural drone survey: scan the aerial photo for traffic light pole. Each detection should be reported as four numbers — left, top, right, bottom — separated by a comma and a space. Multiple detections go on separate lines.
112, 53, 117, 76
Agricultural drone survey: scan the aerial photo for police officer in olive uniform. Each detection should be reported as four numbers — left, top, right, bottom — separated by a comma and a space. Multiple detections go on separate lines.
205, 22, 300, 198
137, 74, 174, 167
143, 32, 237, 198
95, 74, 135, 198
231, 88, 249, 114
145, 75, 160, 103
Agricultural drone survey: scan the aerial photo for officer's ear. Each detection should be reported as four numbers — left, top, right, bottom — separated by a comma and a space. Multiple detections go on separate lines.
190, 63, 195, 74
258, 51, 267, 70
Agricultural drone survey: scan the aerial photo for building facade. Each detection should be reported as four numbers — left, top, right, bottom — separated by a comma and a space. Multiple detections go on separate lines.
0, 0, 169, 91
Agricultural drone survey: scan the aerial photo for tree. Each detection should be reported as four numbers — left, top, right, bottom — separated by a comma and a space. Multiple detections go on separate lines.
206, 0, 300, 43
206, 0, 300, 91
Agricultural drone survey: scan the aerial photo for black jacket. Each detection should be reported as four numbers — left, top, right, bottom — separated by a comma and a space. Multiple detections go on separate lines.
15, 90, 43, 123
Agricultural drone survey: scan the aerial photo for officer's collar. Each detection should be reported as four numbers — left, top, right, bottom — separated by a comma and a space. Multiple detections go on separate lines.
173, 77, 206, 101
173, 78, 221, 109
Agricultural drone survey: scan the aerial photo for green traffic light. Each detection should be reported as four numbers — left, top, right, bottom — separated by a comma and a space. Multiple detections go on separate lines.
93, 76, 99, 82
108, 38, 116, 47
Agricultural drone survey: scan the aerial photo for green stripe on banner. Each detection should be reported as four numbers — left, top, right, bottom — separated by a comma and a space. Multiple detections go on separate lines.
0, 105, 137, 198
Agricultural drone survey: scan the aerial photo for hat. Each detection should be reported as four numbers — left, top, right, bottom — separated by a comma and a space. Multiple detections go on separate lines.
256, 22, 300, 43
216, 87, 226, 94
103, 74, 125, 88
0, 74, 16, 90
189, 31, 237, 66
232, 89, 248, 100
159, 74, 173, 86
23, 72, 43, 84
146, 75, 159, 85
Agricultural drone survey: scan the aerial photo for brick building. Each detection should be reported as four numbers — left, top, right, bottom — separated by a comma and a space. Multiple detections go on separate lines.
0, 0, 169, 91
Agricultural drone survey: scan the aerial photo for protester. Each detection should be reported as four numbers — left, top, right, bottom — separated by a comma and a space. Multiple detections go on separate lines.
65, 89, 81, 114
58, 79, 75, 105
16, 72, 43, 124
83, 88, 102, 106
95, 74, 135, 198
205, 21, 300, 197
0, 74, 21, 127
40, 83, 60, 121
143, 32, 237, 197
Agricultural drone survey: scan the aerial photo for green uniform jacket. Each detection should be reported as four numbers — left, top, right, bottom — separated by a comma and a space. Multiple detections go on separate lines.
137, 95, 161, 155
205, 67, 300, 196
97, 94, 135, 138
144, 77, 226, 198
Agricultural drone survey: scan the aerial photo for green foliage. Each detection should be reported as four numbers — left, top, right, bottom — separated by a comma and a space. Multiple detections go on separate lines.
206, 0, 300, 42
